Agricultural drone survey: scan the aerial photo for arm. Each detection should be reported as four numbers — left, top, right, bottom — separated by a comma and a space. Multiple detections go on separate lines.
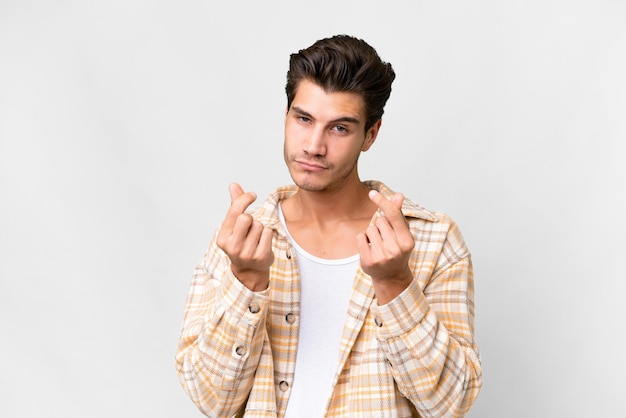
358, 191, 481, 416
176, 184, 275, 417
175, 234, 270, 416
372, 251, 482, 417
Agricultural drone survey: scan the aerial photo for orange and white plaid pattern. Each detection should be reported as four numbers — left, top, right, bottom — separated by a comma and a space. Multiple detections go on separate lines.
176, 181, 482, 417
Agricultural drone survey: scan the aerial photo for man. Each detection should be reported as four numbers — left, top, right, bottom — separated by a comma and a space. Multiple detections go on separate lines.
176, 35, 482, 417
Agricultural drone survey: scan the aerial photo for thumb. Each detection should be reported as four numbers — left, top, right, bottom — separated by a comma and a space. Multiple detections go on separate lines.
228, 183, 245, 205
390, 193, 404, 210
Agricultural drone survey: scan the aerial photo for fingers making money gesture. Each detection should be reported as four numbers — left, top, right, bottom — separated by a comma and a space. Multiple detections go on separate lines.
216, 183, 274, 291
356, 190, 415, 304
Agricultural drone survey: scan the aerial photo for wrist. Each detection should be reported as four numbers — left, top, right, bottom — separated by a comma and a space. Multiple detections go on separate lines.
232, 267, 270, 291
371, 269, 412, 305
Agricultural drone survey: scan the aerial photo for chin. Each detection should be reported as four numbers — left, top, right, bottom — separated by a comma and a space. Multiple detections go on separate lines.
291, 176, 325, 192
296, 183, 327, 192
294, 176, 348, 193
289, 166, 355, 193
289, 171, 325, 192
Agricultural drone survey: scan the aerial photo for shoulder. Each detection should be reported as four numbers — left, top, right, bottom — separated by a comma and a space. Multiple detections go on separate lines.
365, 180, 438, 222
247, 185, 298, 226
366, 180, 469, 257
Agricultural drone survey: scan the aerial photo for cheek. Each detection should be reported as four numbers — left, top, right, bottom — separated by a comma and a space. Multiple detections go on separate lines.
334, 141, 362, 161
283, 133, 296, 156
284, 125, 312, 157
283, 125, 294, 151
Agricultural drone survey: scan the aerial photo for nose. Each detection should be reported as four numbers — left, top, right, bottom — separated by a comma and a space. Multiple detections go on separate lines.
304, 127, 326, 156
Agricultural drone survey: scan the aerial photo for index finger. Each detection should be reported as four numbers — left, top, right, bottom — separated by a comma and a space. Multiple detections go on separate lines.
222, 183, 258, 231
368, 190, 406, 225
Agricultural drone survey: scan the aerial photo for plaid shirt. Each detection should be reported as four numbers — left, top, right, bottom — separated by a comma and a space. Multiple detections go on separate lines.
176, 181, 482, 417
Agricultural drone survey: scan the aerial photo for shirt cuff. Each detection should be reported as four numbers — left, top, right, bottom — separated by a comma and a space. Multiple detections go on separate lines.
220, 270, 269, 327
371, 279, 430, 339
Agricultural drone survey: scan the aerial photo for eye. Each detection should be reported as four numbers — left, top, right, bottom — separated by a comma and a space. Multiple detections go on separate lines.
297, 116, 311, 123
333, 125, 348, 133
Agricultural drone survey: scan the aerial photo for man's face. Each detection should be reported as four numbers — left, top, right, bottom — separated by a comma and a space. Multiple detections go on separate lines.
284, 79, 379, 192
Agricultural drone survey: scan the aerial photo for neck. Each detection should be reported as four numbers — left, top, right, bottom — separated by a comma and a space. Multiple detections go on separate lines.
286, 180, 376, 226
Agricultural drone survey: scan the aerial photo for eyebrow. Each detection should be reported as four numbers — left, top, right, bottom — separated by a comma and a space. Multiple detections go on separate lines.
291, 106, 361, 125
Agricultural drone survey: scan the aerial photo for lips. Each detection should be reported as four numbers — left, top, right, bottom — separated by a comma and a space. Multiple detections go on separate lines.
295, 159, 328, 171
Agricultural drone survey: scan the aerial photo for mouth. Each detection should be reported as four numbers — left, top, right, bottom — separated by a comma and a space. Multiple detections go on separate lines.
295, 159, 328, 172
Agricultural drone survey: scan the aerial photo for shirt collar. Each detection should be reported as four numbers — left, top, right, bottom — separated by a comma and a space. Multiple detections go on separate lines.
364, 180, 439, 222
252, 181, 438, 230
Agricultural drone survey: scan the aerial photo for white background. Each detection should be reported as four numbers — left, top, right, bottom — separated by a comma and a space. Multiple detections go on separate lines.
1, 1, 625, 416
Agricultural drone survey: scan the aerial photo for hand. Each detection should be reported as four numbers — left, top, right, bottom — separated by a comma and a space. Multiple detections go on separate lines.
216, 183, 274, 291
356, 190, 415, 304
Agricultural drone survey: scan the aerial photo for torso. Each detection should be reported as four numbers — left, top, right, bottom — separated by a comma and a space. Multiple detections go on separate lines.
282, 204, 375, 259
278, 204, 359, 417
279, 185, 378, 258
283, 217, 371, 259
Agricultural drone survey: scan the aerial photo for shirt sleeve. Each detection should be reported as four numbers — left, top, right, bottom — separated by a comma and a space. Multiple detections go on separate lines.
370, 220, 482, 417
175, 230, 270, 417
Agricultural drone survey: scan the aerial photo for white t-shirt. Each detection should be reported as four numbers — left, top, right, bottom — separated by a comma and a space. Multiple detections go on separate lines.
278, 204, 357, 418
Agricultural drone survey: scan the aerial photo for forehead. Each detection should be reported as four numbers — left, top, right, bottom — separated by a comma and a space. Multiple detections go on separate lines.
291, 79, 366, 123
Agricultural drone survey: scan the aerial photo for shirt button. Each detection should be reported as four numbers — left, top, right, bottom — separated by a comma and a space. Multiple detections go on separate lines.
248, 303, 260, 314
279, 380, 289, 392
285, 313, 296, 324
235, 345, 247, 356
374, 317, 383, 327
286, 250, 292, 260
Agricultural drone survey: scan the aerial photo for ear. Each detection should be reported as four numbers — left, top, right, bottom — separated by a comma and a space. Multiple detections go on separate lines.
361, 119, 382, 152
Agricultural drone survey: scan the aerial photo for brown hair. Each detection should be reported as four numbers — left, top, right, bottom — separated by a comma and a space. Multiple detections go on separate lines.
285, 35, 396, 131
